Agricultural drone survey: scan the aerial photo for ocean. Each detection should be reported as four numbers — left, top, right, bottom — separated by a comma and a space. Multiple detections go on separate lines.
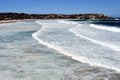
0, 20, 120, 80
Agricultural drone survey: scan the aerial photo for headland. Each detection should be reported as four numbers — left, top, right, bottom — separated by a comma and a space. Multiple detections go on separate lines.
0, 12, 114, 21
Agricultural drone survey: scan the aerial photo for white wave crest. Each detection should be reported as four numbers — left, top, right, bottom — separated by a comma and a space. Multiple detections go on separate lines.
57, 20, 78, 25
36, 20, 44, 25
32, 32, 91, 63
90, 24, 120, 32
69, 27, 120, 52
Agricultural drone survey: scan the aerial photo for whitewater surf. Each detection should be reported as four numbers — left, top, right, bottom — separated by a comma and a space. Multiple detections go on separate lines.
32, 20, 120, 72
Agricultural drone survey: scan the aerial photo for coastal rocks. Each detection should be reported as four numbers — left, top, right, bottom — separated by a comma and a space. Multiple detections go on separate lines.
0, 12, 114, 20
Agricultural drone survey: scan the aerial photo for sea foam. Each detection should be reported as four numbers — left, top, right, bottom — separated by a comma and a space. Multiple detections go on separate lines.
32, 20, 120, 72
57, 20, 78, 25
69, 26, 120, 52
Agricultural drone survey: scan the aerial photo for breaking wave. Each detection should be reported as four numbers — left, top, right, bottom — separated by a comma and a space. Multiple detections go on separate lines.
32, 20, 120, 72
90, 24, 120, 32
69, 26, 120, 52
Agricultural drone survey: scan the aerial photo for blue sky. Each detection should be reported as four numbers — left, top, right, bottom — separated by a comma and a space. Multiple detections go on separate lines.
0, 0, 120, 17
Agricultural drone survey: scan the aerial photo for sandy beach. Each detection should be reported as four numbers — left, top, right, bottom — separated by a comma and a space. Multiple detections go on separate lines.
0, 19, 34, 24
0, 20, 21, 24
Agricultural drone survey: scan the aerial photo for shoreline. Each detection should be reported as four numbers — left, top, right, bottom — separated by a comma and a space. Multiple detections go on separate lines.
0, 20, 19, 24
0, 19, 34, 24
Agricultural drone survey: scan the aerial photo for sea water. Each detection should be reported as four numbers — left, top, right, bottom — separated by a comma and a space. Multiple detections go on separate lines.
33, 20, 120, 72
1, 20, 120, 80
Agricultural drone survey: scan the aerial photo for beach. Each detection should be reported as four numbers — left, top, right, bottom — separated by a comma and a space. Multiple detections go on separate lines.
0, 20, 120, 80
0, 20, 24, 24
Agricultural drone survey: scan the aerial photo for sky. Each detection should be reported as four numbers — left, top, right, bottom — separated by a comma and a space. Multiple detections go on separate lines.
0, 0, 120, 17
